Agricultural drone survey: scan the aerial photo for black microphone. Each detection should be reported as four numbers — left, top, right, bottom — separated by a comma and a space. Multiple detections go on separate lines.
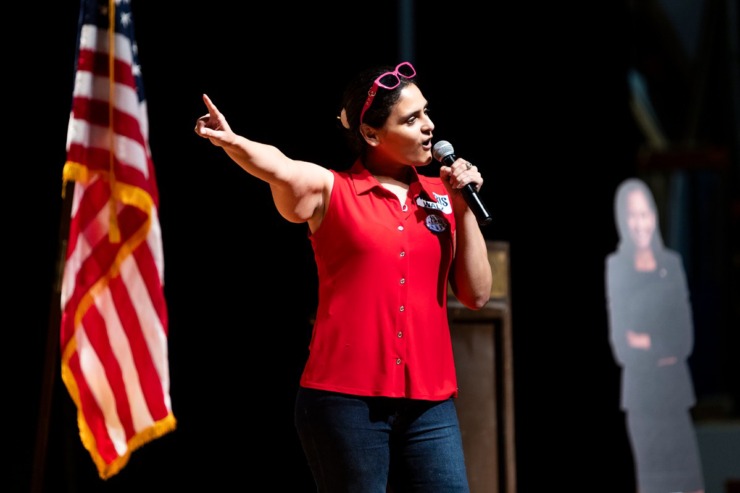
432, 140, 492, 226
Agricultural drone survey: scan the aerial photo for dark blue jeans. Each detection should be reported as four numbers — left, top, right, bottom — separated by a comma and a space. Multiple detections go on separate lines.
294, 387, 470, 493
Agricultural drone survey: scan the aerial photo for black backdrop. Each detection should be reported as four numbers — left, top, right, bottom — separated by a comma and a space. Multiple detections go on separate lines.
13, 1, 674, 492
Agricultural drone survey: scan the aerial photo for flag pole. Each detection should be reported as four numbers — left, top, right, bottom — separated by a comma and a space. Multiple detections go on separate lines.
31, 179, 75, 493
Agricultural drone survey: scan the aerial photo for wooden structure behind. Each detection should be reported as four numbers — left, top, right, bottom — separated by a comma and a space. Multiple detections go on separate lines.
449, 240, 515, 493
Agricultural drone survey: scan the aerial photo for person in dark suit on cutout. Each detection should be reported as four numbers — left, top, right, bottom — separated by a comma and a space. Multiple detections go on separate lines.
606, 178, 705, 493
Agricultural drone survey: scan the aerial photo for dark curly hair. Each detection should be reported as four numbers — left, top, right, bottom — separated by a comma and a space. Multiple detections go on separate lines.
338, 63, 418, 157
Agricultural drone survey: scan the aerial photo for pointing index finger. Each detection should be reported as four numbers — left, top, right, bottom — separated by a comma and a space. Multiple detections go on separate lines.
202, 93, 219, 115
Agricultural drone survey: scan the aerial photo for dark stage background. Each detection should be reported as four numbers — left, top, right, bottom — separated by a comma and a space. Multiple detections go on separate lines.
13, 1, 738, 492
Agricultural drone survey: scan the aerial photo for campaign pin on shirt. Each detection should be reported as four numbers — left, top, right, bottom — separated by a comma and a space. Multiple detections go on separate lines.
415, 193, 452, 214
425, 213, 449, 233
415, 192, 451, 233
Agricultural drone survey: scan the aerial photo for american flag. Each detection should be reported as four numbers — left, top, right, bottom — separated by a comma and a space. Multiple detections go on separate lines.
60, 0, 175, 479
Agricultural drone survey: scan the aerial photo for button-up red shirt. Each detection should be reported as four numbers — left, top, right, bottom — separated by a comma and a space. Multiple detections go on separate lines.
299, 160, 459, 400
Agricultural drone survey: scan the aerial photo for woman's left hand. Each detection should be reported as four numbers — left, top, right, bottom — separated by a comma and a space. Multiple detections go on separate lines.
439, 157, 483, 197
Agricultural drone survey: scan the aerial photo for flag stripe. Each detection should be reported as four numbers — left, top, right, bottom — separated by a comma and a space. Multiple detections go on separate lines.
79, 302, 133, 450
66, 348, 121, 466
109, 268, 168, 420
60, 0, 174, 480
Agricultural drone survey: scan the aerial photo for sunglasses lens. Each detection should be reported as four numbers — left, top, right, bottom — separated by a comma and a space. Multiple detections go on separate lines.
377, 73, 401, 89
397, 63, 415, 77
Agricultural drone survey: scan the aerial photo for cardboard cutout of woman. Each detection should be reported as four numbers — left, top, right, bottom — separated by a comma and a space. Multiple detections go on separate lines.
605, 178, 705, 493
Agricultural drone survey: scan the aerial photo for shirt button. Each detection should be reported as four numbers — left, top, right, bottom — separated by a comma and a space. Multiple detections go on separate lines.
398, 225, 404, 231
400, 251, 406, 257
400, 278, 405, 285
400, 306, 405, 312
396, 358, 402, 365
397, 331, 403, 338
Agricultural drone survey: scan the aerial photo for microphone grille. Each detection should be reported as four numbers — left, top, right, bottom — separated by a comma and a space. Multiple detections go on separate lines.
432, 140, 454, 161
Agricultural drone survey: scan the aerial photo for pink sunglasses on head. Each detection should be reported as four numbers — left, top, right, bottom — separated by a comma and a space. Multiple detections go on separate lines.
359, 61, 417, 125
